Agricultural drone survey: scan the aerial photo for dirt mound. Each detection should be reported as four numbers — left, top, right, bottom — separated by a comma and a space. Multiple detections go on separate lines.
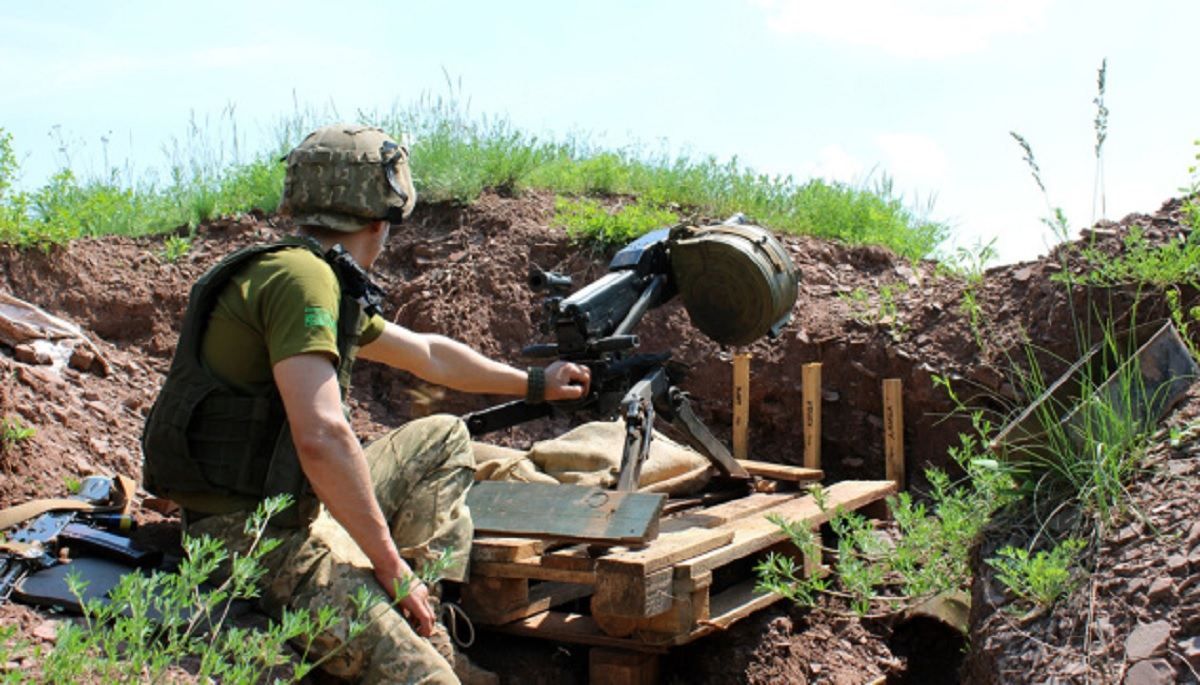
1, 190, 1197, 682
965, 388, 1200, 684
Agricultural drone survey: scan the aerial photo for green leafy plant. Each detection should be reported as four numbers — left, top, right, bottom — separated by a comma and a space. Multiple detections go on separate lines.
1, 415, 35, 450
757, 425, 1018, 616
552, 196, 679, 246
1, 496, 451, 683
987, 537, 1087, 609
838, 282, 910, 339
160, 234, 193, 263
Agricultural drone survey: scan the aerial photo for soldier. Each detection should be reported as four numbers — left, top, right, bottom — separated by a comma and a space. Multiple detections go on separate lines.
142, 124, 590, 683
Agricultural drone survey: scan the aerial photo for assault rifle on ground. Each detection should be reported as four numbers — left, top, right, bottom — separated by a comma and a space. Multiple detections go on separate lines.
464, 220, 798, 491
0, 475, 157, 605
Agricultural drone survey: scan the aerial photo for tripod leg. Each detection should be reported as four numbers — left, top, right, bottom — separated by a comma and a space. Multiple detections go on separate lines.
616, 376, 658, 491
665, 387, 751, 481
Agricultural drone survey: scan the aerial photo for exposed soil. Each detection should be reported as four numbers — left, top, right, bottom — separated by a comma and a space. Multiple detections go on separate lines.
1, 189, 1198, 683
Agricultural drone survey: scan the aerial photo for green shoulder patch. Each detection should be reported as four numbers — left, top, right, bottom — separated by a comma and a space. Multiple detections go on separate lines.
304, 306, 337, 330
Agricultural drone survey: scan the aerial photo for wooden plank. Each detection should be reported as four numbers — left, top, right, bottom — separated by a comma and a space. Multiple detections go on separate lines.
470, 537, 544, 563
737, 460, 823, 483
591, 648, 660, 685
459, 576, 528, 624
592, 567, 674, 619
467, 482, 665, 545
634, 572, 712, 637
472, 557, 596, 585
675, 480, 897, 580
663, 492, 798, 532
540, 545, 597, 572
732, 353, 751, 460
494, 611, 670, 653
591, 527, 735, 618
802, 362, 822, 469
595, 526, 735, 577
678, 577, 784, 644
883, 379, 904, 490
464, 580, 592, 626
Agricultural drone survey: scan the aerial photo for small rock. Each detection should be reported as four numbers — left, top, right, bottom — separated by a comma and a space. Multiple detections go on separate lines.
1126, 621, 1173, 661
1123, 658, 1174, 685
68, 346, 97, 372
14, 343, 50, 365
1167, 555, 1189, 575
1012, 266, 1034, 282
1178, 636, 1200, 669
809, 663, 823, 675
1186, 521, 1200, 550
32, 619, 59, 642
1146, 577, 1176, 605
1113, 524, 1141, 545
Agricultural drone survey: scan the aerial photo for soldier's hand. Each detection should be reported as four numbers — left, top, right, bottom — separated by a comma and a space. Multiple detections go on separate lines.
378, 567, 436, 637
545, 361, 591, 400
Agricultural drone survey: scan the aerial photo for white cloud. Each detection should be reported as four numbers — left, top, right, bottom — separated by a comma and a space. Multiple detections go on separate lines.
749, 0, 1051, 59
806, 143, 865, 184
875, 132, 949, 186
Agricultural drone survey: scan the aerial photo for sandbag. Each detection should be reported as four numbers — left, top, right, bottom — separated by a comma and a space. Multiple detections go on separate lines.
670, 221, 798, 346
526, 421, 711, 494
471, 422, 712, 495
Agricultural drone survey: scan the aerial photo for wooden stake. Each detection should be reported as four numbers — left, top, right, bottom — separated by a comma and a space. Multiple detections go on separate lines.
801, 363, 822, 470
883, 378, 905, 490
732, 353, 751, 460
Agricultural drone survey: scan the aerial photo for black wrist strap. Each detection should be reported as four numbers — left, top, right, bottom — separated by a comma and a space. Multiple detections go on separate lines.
525, 367, 546, 404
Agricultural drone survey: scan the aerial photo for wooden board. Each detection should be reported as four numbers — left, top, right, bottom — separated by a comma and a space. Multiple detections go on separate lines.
471, 557, 597, 585
462, 577, 593, 625
883, 378, 905, 490
736, 460, 823, 483
467, 482, 666, 545
674, 480, 897, 580
802, 362, 822, 469
732, 353, 751, 460
591, 648, 660, 685
682, 577, 784, 643
662, 492, 799, 532
496, 611, 670, 653
471, 537, 544, 563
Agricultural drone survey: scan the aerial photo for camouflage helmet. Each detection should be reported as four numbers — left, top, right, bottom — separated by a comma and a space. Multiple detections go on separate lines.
278, 124, 416, 232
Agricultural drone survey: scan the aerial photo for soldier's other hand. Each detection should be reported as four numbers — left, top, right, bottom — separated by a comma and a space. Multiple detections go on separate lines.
545, 361, 590, 400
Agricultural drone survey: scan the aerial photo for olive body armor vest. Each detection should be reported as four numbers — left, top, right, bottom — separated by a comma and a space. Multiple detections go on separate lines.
141, 237, 368, 527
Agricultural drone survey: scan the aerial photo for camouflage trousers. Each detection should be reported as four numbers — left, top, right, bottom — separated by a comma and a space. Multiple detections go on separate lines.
186, 414, 475, 684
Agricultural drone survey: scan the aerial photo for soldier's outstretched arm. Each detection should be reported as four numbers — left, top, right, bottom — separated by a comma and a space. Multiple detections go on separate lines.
359, 321, 590, 400
272, 352, 437, 636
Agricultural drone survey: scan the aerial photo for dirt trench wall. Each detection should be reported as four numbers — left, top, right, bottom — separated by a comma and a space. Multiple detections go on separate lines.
1, 192, 1194, 509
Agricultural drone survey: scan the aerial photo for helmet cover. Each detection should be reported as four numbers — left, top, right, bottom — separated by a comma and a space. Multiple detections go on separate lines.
278, 124, 416, 232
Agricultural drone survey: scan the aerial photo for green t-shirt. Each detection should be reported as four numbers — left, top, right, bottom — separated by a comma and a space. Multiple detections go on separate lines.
200, 246, 386, 392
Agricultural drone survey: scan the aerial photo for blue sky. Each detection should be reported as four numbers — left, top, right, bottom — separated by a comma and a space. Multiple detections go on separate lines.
2, 1, 1197, 264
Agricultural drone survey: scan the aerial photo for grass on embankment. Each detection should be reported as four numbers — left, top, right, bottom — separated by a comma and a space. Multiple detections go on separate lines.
0, 94, 947, 259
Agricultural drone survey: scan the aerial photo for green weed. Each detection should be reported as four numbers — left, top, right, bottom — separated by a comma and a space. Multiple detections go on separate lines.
161, 234, 193, 263
757, 424, 1018, 616
987, 538, 1087, 610
553, 197, 679, 246
0, 415, 35, 449
839, 282, 910, 339
0, 496, 451, 683
0, 83, 948, 259
1066, 226, 1200, 289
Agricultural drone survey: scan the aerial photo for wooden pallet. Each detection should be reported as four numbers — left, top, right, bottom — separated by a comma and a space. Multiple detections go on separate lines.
460, 480, 896, 650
